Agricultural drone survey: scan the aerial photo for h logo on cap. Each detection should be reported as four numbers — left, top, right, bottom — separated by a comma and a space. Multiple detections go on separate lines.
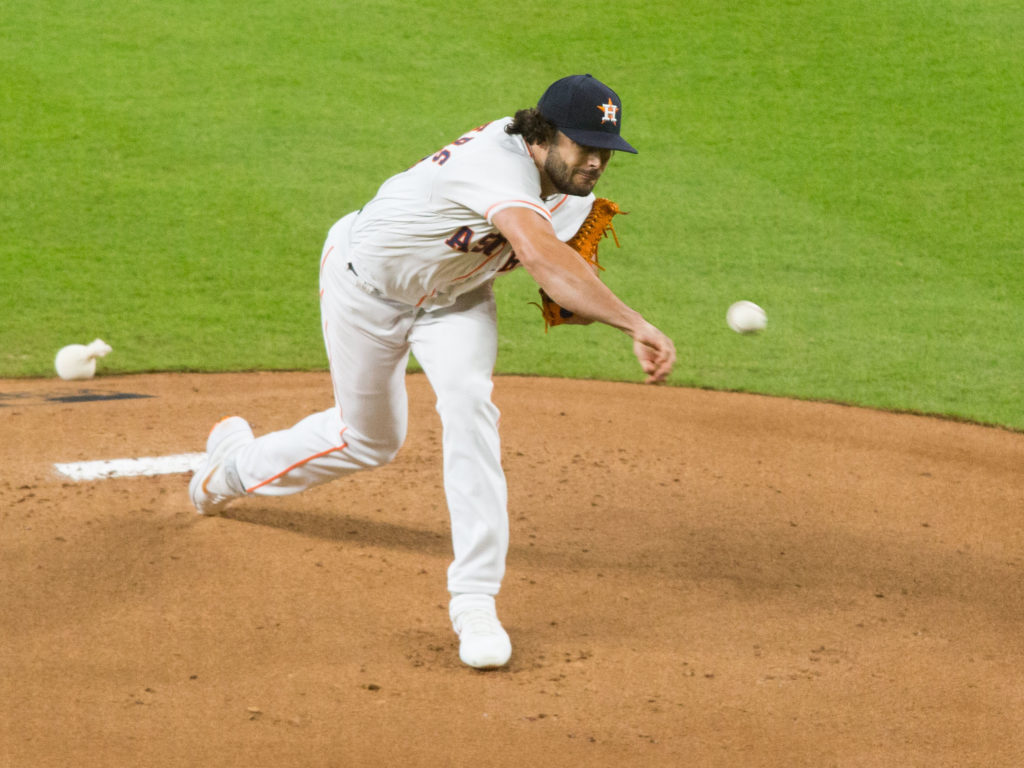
598, 98, 619, 125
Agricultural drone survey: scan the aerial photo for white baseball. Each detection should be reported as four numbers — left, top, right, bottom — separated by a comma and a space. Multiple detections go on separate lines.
726, 301, 767, 334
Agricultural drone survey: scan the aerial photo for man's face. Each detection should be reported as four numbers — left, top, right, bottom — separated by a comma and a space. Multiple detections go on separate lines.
543, 133, 612, 196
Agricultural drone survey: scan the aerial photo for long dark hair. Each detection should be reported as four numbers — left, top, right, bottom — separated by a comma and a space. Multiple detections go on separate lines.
505, 108, 558, 146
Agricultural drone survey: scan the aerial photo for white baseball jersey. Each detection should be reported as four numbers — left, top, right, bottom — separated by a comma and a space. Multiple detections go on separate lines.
345, 117, 594, 309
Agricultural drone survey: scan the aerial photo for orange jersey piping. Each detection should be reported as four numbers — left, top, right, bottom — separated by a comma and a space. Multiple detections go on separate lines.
246, 437, 349, 493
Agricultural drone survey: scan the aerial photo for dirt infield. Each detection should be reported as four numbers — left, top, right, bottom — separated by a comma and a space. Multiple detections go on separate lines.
2, 371, 1022, 767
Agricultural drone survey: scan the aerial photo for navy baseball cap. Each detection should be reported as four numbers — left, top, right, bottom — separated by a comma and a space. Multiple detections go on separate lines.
537, 74, 638, 154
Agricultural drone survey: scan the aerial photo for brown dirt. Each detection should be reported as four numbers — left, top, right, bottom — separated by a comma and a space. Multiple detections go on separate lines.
1, 371, 1022, 767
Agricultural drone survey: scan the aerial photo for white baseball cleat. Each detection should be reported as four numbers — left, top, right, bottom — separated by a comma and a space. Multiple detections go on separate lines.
189, 416, 253, 515
450, 594, 512, 670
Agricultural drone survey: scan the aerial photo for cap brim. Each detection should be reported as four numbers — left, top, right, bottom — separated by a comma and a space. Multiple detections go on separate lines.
560, 126, 638, 154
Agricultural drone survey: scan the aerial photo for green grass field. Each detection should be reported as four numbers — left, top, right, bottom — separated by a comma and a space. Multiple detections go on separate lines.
3, 0, 1022, 429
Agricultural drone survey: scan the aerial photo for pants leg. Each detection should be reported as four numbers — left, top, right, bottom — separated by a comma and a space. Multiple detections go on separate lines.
234, 222, 416, 495
410, 284, 508, 596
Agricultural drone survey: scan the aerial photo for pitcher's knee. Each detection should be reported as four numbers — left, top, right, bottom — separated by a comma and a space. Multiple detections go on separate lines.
344, 428, 404, 468
434, 376, 495, 417
373, 441, 403, 466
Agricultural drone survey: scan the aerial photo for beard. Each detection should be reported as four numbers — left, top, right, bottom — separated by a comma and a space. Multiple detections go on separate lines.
543, 150, 601, 196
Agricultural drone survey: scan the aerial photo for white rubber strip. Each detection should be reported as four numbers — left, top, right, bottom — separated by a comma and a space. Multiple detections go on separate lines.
55, 453, 206, 481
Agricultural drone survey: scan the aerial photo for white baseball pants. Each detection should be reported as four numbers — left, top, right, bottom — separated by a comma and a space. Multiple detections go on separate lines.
232, 214, 508, 596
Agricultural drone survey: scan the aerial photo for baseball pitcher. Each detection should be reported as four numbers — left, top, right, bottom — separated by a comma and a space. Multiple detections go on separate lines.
189, 74, 676, 669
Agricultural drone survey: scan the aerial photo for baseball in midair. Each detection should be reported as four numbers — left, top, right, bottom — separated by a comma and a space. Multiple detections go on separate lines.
55, 339, 113, 380
726, 301, 767, 334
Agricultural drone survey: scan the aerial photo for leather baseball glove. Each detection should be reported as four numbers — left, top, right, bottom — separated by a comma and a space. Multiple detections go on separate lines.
535, 197, 624, 330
